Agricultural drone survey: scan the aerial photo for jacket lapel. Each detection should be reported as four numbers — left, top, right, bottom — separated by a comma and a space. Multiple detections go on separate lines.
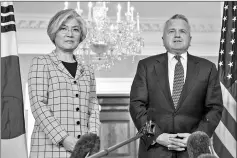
175, 53, 199, 111
74, 55, 86, 80
154, 53, 175, 109
49, 51, 79, 79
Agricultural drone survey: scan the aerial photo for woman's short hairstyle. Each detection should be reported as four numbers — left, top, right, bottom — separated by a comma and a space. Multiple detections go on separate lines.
47, 9, 87, 45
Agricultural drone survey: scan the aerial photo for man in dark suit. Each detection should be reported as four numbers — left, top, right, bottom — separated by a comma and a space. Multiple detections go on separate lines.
129, 14, 223, 158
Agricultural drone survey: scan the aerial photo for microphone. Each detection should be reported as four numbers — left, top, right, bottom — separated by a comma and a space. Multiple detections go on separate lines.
138, 108, 157, 141
146, 108, 156, 137
70, 133, 100, 158
197, 153, 218, 158
187, 131, 211, 158
86, 109, 157, 158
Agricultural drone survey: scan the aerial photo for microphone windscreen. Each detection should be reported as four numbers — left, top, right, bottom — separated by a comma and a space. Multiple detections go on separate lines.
89, 134, 100, 156
197, 153, 218, 158
187, 131, 211, 158
70, 133, 100, 158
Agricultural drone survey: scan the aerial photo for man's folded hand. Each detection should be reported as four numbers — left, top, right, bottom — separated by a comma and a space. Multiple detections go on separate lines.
156, 133, 186, 151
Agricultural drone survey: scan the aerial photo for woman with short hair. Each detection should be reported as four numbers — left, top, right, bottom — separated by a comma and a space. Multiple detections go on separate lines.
28, 9, 100, 158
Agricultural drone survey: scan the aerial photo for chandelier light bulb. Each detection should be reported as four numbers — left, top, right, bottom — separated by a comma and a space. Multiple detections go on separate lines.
77, 2, 80, 10
88, 2, 93, 21
110, 25, 114, 30
76, 2, 83, 15
88, 2, 92, 8
131, 7, 134, 22
117, 4, 121, 23
64, 1, 68, 10
137, 12, 140, 31
127, 1, 130, 13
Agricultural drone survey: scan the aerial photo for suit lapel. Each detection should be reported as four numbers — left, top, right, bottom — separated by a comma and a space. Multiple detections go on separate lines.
154, 53, 175, 109
49, 51, 76, 79
74, 55, 85, 80
175, 53, 199, 111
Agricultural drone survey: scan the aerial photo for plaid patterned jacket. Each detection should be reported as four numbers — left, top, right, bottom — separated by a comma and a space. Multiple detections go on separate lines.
28, 51, 100, 158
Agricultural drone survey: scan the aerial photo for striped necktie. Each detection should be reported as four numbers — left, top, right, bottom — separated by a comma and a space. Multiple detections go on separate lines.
172, 55, 184, 108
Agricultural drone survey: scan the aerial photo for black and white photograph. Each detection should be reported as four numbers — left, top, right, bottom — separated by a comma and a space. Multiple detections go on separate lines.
1, 1, 236, 158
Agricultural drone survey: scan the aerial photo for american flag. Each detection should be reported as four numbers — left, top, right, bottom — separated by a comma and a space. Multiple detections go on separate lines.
213, 1, 237, 158
1, 2, 28, 158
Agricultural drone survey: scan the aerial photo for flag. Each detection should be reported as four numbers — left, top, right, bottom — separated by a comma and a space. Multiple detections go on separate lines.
213, 1, 237, 158
1, 2, 28, 158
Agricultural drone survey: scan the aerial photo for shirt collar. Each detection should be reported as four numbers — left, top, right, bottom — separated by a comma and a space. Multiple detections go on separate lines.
50, 50, 82, 65
168, 52, 187, 62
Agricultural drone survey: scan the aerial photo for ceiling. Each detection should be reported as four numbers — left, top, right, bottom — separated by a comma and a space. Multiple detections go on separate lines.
13, 1, 222, 19
12, 1, 223, 57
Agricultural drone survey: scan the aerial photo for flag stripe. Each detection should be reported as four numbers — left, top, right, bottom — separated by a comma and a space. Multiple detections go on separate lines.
1, 21, 16, 26
1, 24, 16, 33
220, 82, 236, 122
1, 14, 15, 23
1, 4, 14, 13
228, 82, 237, 103
220, 108, 237, 140
213, 133, 233, 158
1, 31, 18, 57
1, 134, 28, 158
214, 121, 236, 158
1, 12, 14, 17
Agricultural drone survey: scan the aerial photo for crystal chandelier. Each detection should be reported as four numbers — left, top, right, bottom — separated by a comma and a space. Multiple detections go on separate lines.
65, 1, 144, 70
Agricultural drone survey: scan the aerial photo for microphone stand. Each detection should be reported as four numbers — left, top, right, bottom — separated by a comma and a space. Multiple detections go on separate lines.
87, 120, 155, 158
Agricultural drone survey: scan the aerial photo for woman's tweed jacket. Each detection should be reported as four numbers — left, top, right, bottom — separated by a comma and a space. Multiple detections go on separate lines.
28, 51, 100, 158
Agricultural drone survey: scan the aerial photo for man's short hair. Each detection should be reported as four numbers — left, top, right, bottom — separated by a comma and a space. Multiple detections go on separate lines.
163, 14, 191, 33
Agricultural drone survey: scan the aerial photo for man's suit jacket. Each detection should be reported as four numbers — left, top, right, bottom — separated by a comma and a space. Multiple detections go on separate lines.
129, 53, 223, 158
